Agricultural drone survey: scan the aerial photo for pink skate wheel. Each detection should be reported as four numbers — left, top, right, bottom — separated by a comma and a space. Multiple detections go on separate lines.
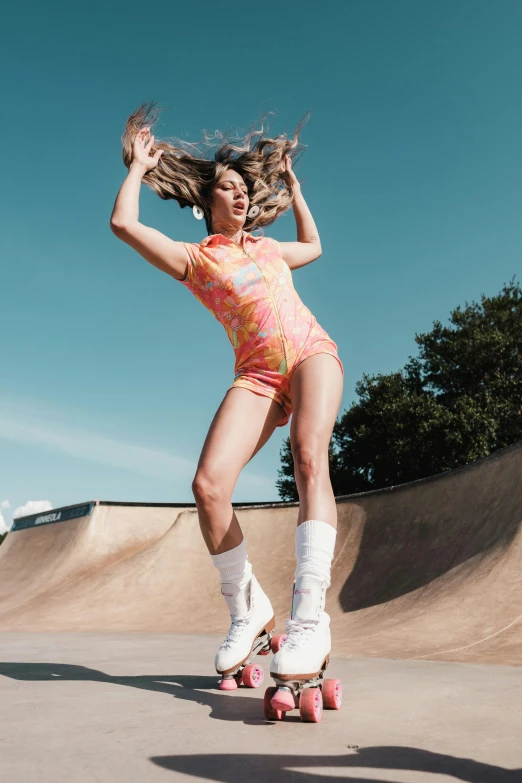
270, 687, 295, 713
323, 678, 342, 710
270, 634, 287, 653
219, 676, 238, 691
299, 687, 323, 723
242, 664, 264, 688
263, 686, 285, 721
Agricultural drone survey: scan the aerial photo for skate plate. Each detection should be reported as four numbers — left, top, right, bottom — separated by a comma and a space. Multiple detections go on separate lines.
265, 657, 342, 722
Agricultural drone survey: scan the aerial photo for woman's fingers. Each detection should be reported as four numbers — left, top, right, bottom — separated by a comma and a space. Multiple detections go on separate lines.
282, 154, 292, 173
130, 127, 163, 170
133, 128, 150, 151
136, 128, 148, 141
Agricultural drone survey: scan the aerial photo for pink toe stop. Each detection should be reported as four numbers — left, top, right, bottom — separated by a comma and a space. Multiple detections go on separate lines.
270, 688, 295, 712
219, 676, 238, 691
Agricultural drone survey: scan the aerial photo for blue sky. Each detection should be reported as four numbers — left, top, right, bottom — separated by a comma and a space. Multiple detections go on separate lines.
1, 0, 522, 529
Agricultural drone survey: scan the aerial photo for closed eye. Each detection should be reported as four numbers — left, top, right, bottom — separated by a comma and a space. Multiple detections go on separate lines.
221, 183, 248, 192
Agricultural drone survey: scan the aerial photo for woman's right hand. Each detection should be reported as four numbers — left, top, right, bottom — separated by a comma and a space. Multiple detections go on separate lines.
131, 127, 164, 172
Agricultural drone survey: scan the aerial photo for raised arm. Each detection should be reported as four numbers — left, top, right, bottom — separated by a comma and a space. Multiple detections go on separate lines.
277, 155, 322, 271
110, 127, 189, 281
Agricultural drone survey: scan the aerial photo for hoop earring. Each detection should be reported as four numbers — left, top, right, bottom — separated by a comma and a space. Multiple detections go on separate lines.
247, 205, 260, 219
193, 205, 204, 220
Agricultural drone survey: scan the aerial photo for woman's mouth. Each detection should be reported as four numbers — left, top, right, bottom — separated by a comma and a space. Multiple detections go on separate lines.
233, 202, 245, 212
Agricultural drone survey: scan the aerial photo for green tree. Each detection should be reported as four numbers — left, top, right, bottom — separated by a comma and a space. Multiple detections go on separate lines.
0, 532, 6, 546
276, 280, 522, 500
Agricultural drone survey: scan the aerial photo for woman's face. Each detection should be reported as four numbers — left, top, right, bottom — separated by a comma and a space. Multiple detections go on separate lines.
209, 169, 249, 234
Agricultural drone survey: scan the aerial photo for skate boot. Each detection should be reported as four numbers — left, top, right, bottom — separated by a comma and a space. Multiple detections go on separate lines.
215, 574, 275, 691
265, 576, 342, 722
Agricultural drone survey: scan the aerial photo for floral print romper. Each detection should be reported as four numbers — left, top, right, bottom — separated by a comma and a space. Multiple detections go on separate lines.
177, 231, 344, 427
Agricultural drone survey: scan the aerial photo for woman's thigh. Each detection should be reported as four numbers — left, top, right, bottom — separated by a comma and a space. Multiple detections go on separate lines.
289, 353, 344, 460
194, 387, 286, 496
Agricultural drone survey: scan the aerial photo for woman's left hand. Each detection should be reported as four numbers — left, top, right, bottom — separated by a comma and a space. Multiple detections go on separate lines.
282, 155, 300, 191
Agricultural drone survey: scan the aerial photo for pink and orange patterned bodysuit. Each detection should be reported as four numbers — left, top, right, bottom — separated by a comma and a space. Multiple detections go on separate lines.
178, 231, 344, 427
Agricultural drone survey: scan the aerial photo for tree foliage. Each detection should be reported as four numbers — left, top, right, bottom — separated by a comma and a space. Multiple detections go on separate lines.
276, 280, 522, 500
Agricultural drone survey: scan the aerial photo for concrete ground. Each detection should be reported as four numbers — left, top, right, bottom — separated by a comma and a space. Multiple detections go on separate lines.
0, 633, 520, 783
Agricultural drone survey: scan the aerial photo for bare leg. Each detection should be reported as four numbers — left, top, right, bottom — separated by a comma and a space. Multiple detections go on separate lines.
192, 387, 286, 554
289, 354, 344, 528
268, 354, 344, 687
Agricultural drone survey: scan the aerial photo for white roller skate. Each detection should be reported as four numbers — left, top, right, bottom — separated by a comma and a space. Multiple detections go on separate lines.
266, 575, 342, 722
215, 574, 275, 691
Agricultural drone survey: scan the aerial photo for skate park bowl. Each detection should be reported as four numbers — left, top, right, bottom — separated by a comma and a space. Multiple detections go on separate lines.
1, 439, 521, 665
1, 442, 522, 782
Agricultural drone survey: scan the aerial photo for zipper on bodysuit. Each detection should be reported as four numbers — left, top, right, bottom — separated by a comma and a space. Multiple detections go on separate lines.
231, 240, 288, 373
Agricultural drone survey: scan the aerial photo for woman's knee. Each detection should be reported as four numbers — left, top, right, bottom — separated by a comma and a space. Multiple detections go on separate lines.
292, 443, 329, 483
191, 470, 231, 507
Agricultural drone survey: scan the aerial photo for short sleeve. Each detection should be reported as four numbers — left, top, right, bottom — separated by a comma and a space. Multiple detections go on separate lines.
176, 242, 200, 286
270, 237, 283, 257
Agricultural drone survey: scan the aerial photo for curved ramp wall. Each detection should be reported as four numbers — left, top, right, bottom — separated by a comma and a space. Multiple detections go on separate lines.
1, 444, 521, 665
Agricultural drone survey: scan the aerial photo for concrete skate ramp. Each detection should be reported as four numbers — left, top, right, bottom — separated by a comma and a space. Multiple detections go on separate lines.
1, 442, 521, 666
0, 503, 188, 625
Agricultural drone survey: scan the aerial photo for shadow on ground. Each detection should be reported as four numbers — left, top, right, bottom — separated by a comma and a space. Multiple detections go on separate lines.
0, 661, 266, 724
151, 747, 521, 783
3, 662, 519, 782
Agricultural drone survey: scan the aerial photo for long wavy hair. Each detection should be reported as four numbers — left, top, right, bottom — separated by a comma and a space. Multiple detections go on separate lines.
120, 102, 309, 235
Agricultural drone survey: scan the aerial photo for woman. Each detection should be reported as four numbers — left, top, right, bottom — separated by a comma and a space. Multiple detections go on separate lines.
110, 103, 344, 697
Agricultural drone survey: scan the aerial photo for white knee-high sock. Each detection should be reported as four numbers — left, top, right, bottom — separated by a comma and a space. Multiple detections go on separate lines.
210, 539, 252, 589
294, 519, 337, 587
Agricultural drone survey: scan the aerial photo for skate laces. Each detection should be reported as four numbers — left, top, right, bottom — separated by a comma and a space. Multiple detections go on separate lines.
283, 618, 317, 650
220, 615, 250, 650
